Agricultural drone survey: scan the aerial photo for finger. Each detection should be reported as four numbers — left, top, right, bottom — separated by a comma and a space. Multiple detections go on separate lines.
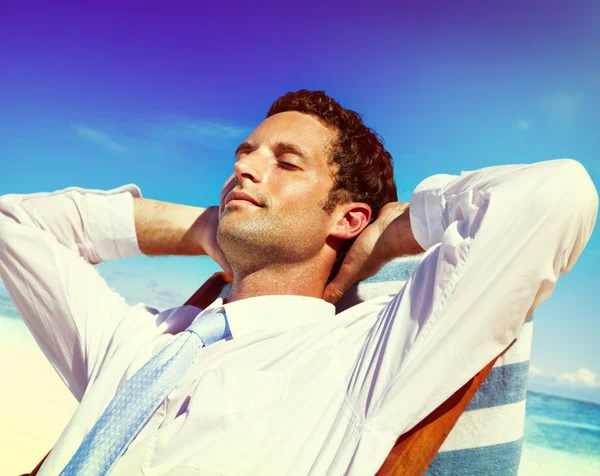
322, 285, 344, 305
323, 251, 366, 304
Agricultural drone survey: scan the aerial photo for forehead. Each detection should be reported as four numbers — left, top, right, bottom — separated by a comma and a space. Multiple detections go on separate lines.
247, 111, 337, 164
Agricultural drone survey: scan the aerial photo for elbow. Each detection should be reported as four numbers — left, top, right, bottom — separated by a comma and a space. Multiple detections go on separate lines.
548, 159, 598, 273
555, 159, 598, 221
532, 159, 598, 218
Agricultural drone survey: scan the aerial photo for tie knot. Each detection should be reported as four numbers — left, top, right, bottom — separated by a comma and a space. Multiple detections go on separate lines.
187, 311, 231, 347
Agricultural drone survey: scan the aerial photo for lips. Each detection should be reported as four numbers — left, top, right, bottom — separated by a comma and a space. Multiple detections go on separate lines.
224, 190, 262, 207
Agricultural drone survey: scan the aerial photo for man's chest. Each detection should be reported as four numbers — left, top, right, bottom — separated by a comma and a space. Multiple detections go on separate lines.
109, 325, 362, 475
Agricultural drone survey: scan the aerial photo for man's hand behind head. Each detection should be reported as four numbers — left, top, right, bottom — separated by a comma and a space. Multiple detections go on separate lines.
323, 202, 424, 304
133, 198, 232, 276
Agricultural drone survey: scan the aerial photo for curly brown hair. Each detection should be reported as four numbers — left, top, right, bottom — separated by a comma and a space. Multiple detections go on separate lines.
267, 89, 398, 279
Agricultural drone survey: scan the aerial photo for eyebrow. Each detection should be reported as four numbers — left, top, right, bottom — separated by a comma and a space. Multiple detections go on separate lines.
234, 141, 313, 164
274, 142, 312, 164
234, 141, 253, 157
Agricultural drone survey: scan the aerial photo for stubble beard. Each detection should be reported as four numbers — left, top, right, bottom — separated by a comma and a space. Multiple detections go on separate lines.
217, 209, 324, 276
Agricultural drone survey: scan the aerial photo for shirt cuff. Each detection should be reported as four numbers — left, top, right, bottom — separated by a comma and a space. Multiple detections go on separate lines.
84, 184, 143, 261
410, 174, 456, 250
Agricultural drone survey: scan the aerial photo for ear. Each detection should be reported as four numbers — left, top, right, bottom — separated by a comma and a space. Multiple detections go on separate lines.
328, 202, 371, 240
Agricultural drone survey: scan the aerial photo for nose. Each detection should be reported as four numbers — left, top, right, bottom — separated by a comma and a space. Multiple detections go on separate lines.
234, 150, 266, 184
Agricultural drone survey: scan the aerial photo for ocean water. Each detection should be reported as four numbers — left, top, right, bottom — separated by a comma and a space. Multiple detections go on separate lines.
520, 391, 600, 475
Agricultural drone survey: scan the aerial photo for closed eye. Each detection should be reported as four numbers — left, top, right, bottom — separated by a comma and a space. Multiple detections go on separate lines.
278, 161, 300, 171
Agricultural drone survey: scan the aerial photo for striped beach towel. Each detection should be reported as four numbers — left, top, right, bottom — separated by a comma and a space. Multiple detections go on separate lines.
335, 254, 532, 475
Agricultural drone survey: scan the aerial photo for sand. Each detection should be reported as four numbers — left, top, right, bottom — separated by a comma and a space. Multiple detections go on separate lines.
0, 318, 77, 475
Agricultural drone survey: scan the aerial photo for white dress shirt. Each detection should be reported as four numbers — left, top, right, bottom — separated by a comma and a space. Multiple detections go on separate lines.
0, 159, 596, 476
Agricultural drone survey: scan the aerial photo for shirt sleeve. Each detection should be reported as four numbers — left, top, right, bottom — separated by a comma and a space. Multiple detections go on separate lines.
0, 185, 146, 400
345, 159, 598, 441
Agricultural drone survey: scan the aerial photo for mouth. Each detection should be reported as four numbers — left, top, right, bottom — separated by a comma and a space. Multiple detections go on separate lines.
224, 190, 263, 208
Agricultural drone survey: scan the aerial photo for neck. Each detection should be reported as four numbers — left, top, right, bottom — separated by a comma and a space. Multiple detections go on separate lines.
227, 257, 331, 303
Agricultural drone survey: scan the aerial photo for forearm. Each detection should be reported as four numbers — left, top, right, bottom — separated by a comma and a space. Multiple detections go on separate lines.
0, 187, 146, 397
377, 203, 425, 262
133, 197, 216, 257
0, 185, 141, 264
389, 205, 425, 258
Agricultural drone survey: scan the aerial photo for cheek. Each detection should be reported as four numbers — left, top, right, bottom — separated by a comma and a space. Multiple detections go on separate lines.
276, 174, 330, 209
221, 175, 235, 199
219, 175, 236, 215
278, 190, 324, 218
278, 191, 330, 234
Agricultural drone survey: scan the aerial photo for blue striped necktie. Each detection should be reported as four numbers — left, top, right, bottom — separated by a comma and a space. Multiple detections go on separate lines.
58, 311, 230, 476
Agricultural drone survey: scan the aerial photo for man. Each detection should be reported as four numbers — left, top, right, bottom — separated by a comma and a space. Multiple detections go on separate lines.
0, 90, 597, 476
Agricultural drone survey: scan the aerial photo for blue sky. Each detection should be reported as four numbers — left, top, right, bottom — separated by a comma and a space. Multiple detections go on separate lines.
1, 0, 599, 402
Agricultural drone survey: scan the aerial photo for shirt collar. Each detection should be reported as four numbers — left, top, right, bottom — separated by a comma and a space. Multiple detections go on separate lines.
202, 295, 335, 339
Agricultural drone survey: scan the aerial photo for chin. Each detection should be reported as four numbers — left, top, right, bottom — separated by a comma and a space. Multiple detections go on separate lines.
218, 217, 262, 254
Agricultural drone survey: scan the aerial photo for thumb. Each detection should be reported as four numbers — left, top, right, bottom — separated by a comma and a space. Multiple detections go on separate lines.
323, 252, 364, 304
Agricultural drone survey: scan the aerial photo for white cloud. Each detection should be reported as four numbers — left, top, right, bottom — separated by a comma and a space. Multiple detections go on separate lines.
72, 118, 250, 156
517, 119, 532, 131
147, 284, 185, 301
529, 366, 544, 377
149, 119, 251, 143
152, 285, 175, 296
179, 121, 250, 139
529, 366, 600, 388
74, 126, 124, 151
557, 368, 600, 388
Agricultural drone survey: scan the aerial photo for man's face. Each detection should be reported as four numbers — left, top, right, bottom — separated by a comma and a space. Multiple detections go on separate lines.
217, 111, 339, 271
